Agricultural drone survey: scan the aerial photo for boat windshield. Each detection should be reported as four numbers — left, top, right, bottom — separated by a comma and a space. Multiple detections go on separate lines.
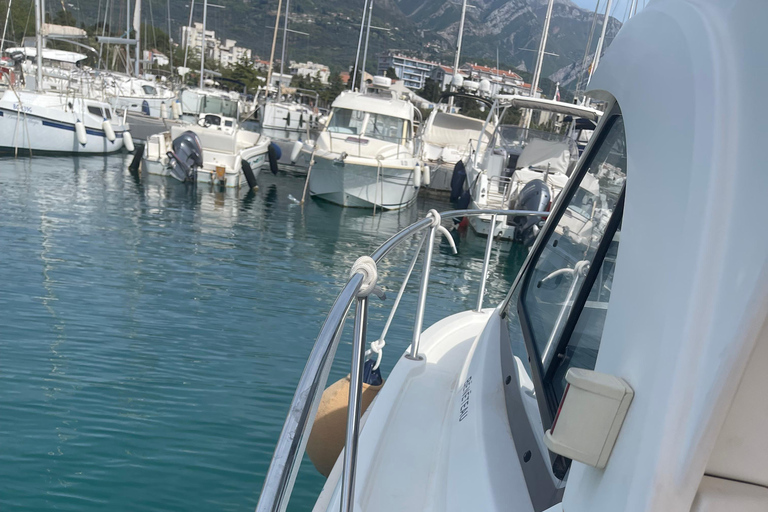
201, 95, 238, 118
327, 108, 366, 135
327, 108, 407, 143
363, 112, 405, 143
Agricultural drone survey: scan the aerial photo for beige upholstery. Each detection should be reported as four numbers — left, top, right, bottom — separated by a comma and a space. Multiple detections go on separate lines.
170, 125, 236, 154
707, 321, 768, 487
691, 476, 768, 512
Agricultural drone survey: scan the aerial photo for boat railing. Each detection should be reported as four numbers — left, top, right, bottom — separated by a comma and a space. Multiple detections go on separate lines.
255, 208, 549, 512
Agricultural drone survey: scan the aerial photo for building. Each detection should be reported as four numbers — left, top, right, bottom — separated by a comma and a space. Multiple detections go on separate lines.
460, 63, 542, 97
377, 52, 440, 90
143, 49, 169, 67
180, 23, 252, 68
289, 61, 330, 84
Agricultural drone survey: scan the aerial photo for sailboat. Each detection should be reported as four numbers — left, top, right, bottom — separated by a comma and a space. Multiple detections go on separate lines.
255, 2, 768, 512
0, 0, 132, 154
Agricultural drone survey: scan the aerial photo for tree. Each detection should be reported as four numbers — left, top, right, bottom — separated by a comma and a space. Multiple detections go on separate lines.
417, 78, 441, 103
385, 67, 398, 81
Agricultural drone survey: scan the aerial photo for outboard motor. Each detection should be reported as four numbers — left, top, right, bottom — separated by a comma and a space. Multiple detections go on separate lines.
511, 179, 551, 247
167, 131, 204, 183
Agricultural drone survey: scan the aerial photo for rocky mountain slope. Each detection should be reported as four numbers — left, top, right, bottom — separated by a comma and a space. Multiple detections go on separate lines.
57, 0, 622, 90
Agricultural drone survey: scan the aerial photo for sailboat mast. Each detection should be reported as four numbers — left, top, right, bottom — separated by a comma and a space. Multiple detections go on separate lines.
524, 0, 554, 130
166, 0, 173, 72
448, 0, 467, 108
133, 0, 141, 76
265, 0, 283, 96
359, 0, 373, 91
126, 0, 131, 74
1, 0, 13, 53
587, 0, 613, 86
183, 0, 194, 68
199, 0, 207, 88
278, 0, 290, 95
529, 0, 554, 100
350, 0, 367, 91
34, 0, 42, 90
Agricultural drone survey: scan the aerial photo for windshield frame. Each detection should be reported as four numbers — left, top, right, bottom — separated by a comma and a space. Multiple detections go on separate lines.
502, 103, 626, 428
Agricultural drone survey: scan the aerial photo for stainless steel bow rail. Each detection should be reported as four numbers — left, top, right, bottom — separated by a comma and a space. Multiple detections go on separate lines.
255, 208, 550, 512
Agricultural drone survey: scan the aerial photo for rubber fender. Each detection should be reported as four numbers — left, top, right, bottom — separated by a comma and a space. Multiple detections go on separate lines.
75, 121, 87, 146
242, 159, 258, 189
123, 131, 135, 152
102, 120, 116, 142
450, 160, 466, 201
306, 374, 384, 477
267, 143, 280, 175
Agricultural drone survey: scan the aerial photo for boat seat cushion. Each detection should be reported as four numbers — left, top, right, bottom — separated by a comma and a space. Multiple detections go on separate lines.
690, 476, 768, 512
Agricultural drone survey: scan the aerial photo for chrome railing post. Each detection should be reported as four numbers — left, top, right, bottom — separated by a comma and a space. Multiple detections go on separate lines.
476, 214, 498, 312
341, 295, 368, 512
408, 218, 438, 360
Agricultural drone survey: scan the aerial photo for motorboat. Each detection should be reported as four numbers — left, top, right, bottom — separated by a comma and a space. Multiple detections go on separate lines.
304, 76, 423, 210
142, 112, 273, 188
259, 88, 323, 167
418, 90, 497, 193
255, 2, 768, 512
464, 95, 602, 243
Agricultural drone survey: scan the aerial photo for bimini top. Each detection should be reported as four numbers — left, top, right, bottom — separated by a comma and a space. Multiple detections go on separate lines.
493, 94, 602, 122
331, 89, 414, 121
6, 47, 87, 64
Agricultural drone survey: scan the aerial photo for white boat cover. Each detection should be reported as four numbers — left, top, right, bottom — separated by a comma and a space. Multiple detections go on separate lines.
423, 112, 493, 149
6, 46, 87, 63
517, 139, 571, 173
332, 90, 413, 121
41, 23, 88, 38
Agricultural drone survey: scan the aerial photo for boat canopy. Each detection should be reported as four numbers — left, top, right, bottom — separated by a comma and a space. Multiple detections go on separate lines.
41, 23, 88, 39
331, 90, 413, 121
7, 47, 87, 64
494, 95, 602, 121
517, 138, 572, 174
423, 112, 493, 149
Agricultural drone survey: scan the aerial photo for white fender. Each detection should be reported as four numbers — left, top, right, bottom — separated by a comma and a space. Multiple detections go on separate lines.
160, 102, 168, 119
290, 140, 303, 164
422, 163, 431, 187
413, 162, 421, 188
102, 120, 116, 142
171, 101, 181, 119
123, 131, 135, 152
75, 121, 87, 146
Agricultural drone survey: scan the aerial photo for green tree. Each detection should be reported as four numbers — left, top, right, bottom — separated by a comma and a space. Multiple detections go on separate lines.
417, 78, 441, 103
385, 67, 398, 80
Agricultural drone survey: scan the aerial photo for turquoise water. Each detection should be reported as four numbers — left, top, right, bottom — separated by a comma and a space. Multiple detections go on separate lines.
0, 155, 524, 511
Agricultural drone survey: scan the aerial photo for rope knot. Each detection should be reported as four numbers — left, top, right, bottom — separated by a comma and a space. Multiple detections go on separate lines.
350, 256, 378, 298
426, 209, 441, 228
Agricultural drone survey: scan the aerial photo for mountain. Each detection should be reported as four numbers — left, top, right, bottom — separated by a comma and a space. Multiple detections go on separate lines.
42, 0, 622, 90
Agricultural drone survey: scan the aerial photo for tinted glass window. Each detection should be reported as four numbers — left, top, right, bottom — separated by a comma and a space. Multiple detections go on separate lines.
520, 115, 626, 371
549, 229, 620, 402
327, 108, 365, 135
87, 106, 103, 117
363, 113, 405, 143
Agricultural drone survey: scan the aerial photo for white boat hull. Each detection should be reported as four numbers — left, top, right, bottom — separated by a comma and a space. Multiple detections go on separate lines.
308, 154, 419, 210
0, 107, 126, 155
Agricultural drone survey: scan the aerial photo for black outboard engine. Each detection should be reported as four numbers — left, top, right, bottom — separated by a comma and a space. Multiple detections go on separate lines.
511, 179, 551, 247
167, 131, 204, 183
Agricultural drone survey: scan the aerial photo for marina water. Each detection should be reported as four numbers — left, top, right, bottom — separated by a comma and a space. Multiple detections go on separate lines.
0, 155, 525, 511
